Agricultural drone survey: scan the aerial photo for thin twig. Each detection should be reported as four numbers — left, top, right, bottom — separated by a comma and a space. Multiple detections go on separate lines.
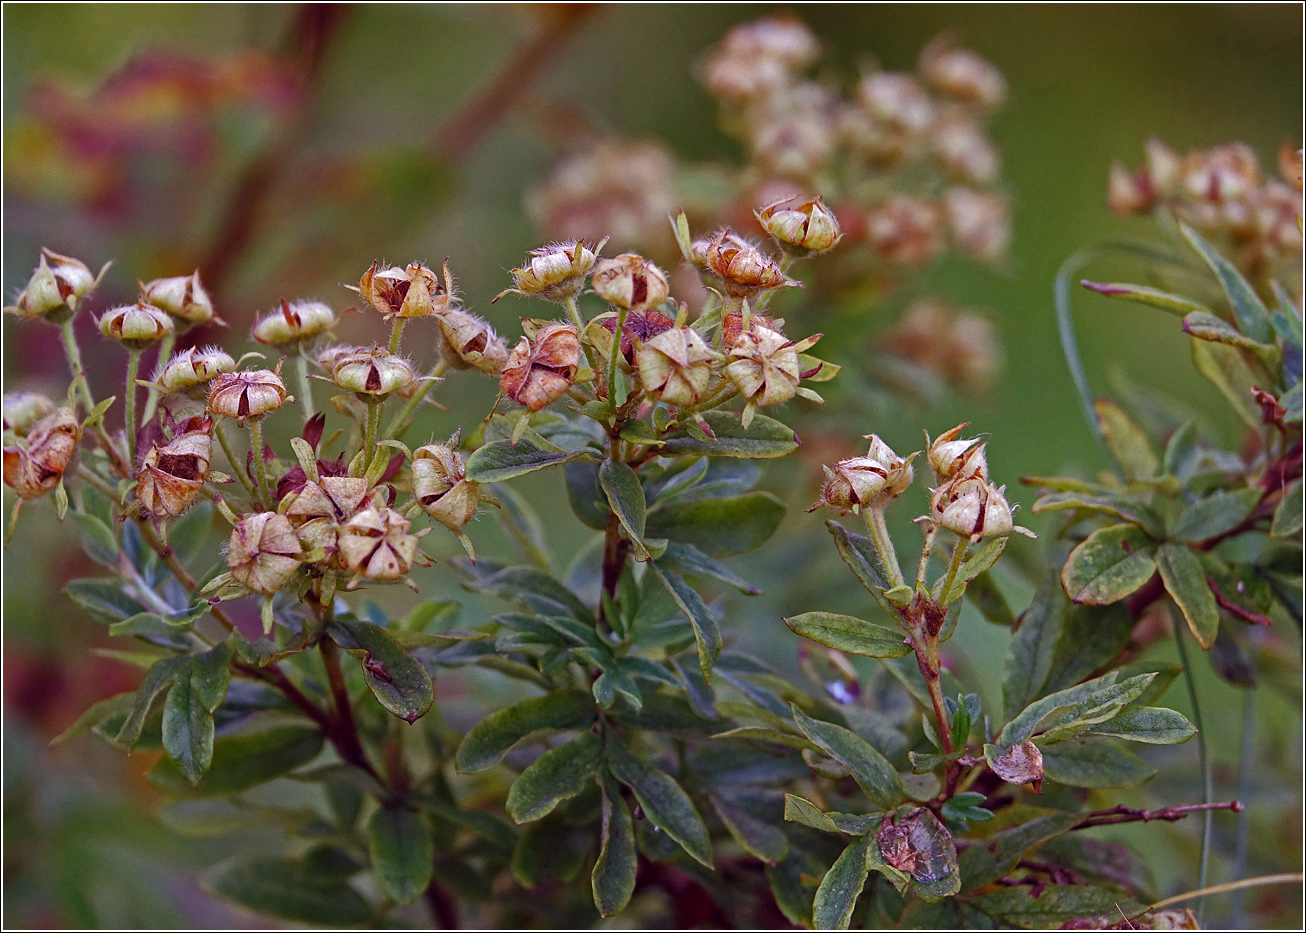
1141, 873, 1303, 914
1072, 800, 1242, 830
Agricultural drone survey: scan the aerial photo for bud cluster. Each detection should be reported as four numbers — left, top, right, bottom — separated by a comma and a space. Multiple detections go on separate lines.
925, 424, 1030, 538
879, 298, 1002, 393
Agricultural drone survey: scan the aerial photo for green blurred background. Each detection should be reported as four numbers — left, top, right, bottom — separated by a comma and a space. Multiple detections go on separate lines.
3, 4, 1301, 928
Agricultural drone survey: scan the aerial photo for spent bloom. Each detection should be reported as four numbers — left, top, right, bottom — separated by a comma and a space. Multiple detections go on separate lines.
339, 505, 421, 583
253, 299, 337, 346
97, 300, 174, 348
140, 272, 216, 325
927, 423, 989, 482
208, 369, 289, 423
497, 241, 601, 304
755, 195, 843, 254
136, 415, 212, 519
153, 346, 236, 396
726, 322, 802, 408
500, 323, 582, 412
943, 187, 1011, 263
356, 260, 455, 320
701, 230, 797, 297
638, 326, 716, 408
919, 35, 1007, 110
324, 346, 419, 398
5, 249, 103, 320
590, 254, 670, 311
227, 512, 303, 595
411, 440, 481, 531
285, 476, 371, 553
932, 475, 1015, 538
436, 310, 509, 375
811, 434, 914, 514
3, 407, 80, 500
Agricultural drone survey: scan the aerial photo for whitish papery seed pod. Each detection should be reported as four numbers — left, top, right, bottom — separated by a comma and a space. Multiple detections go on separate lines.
327, 347, 418, 398
927, 423, 988, 482
591, 254, 670, 311
357, 260, 455, 319
725, 324, 800, 407
865, 196, 943, 267
285, 476, 372, 553
412, 443, 481, 531
253, 299, 337, 346
856, 73, 935, 137
919, 35, 1007, 110
862, 434, 915, 498
498, 240, 600, 304
637, 326, 715, 408
338, 505, 420, 582
136, 415, 212, 519
97, 300, 174, 349
755, 195, 843, 254
702, 230, 796, 297
932, 476, 1013, 538
2, 407, 80, 500
500, 323, 581, 412
5, 249, 101, 320
943, 187, 1011, 263
141, 271, 216, 325
227, 512, 303, 594
812, 457, 891, 514
436, 309, 509, 375
3, 391, 56, 436
154, 346, 236, 395
208, 370, 288, 423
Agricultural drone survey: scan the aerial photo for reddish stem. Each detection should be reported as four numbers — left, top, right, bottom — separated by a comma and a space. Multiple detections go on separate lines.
1073, 800, 1243, 830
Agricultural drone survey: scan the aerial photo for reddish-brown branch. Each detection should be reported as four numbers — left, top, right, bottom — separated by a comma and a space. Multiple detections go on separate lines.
319, 636, 380, 783
1209, 576, 1273, 626
1073, 800, 1242, 830
424, 878, 460, 929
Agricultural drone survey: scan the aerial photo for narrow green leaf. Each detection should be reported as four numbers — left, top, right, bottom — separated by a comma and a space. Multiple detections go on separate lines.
783, 792, 840, 833
791, 706, 903, 810
1081, 280, 1210, 317
1155, 543, 1219, 649
651, 565, 721, 681
1183, 310, 1277, 355
455, 690, 594, 773
49, 692, 134, 746
1032, 490, 1164, 538
658, 541, 760, 594
465, 439, 597, 483
825, 520, 893, 610
646, 492, 785, 558
70, 511, 118, 566
149, 725, 324, 797
1180, 222, 1273, 343
710, 795, 789, 863
65, 577, 148, 625
999, 671, 1149, 746
592, 777, 637, 917
661, 410, 800, 459
1094, 398, 1157, 481
1171, 488, 1261, 543
1002, 573, 1065, 718
1191, 337, 1262, 428
605, 740, 713, 868
940, 536, 1007, 605
599, 458, 648, 561
1086, 706, 1196, 744
368, 807, 434, 905
1041, 602, 1134, 696
117, 655, 191, 749
1061, 524, 1156, 605
1271, 480, 1303, 538
784, 612, 911, 658
327, 620, 433, 723
201, 856, 371, 926
506, 731, 602, 823
162, 675, 214, 786
565, 461, 610, 530
973, 884, 1144, 928
965, 570, 1015, 625
812, 834, 872, 930
1039, 738, 1156, 788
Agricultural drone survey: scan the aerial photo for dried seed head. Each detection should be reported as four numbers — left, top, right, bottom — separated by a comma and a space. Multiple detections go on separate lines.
499, 240, 600, 304
943, 187, 1011, 262
702, 229, 796, 297
357, 260, 455, 319
880, 298, 1002, 393
6, 249, 100, 319
137, 415, 212, 519
637, 326, 716, 408
930, 115, 999, 186
813, 457, 891, 514
140, 271, 215, 325
719, 15, 820, 69
1179, 142, 1260, 204
1278, 141, 1303, 191
285, 475, 371, 553
755, 195, 843, 254
932, 475, 1013, 538
500, 323, 582, 412
703, 16, 818, 103
726, 324, 801, 406
721, 310, 782, 350
751, 109, 837, 181
919, 36, 1006, 110
253, 299, 337, 346
154, 346, 236, 395
1107, 160, 1158, 214
338, 505, 419, 582
435, 309, 509, 375
412, 442, 481, 531
227, 511, 303, 594
927, 423, 988, 482
856, 73, 935, 137
591, 254, 670, 311
599, 309, 675, 365
3, 391, 56, 436
325, 346, 418, 398
865, 196, 943, 266
97, 300, 174, 348
208, 369, 288, 423
862, 434, 914, 498
2, 407, 80, 500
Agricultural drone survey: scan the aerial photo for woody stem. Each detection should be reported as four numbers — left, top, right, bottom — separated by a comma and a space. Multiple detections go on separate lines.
862, 506, 905, 589
215, 420, 258, 499
248, 418, 273, 506
912, 626, 954, 756
124, 349, 142, 468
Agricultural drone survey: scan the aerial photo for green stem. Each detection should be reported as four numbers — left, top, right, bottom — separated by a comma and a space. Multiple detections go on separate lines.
294, 348, 315, 424
363, 401, 380, 471
862, 506, 905, 589
605, 304, 629, 403
215, 421, 257, 499
58, 318, 95, 411
915, 524, 937, 587
388, 318, 406, 355
1229, 688, 1256, 928
124, 349, 142, 467
937, 534, 970, 601
248, 418, 274, 507
383, 359, 447, 440
1173, 621, 1213, 920
563, 295, 601, 374
141, 332, 174, 425
75, 464, 120, 503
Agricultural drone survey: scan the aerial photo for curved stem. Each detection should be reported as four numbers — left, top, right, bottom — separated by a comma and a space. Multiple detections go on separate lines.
215, 420, 257, 499
383, 360, 447, 440
363, 402, 380, 471
124, 349, 142, 468
862, 507, 905, 589
605, 304, 629, 403
915, 524, 937, 587
248, 418, 273, 507
936, 534, 970, 600
58, 318, 95, 410
294, 348, 315, 424
141, 332, 174, 425
1230, 688, 1257, 928
1173, 621, 1213, 920
563, 296, 601, 375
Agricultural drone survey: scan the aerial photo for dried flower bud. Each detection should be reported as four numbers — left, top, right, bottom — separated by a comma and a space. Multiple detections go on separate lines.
154, 346, 236, 395
591, 254, 670, 311
703, 16, 818, 103
862, 434, 914, 498
327, 346, 418, 398
987, 739, 1042, 791
703, 52, 790, 104
97, 300, 174, 349
500, 323, 581, 411
137, 415, 212, 518
3, 407, 80, 500
1107, 161, 1158, 215
755, 196, 843, 254
227, 512, 303, 594
412, 443, 481, 531
932, 475, 1013, 538
286, 476, 371, 553
599, 309, 675, 365
5, 249, 100, 319
856, 73, 935, 137
436, 309, 509, 375
1279, 141, 1304, 191
702, 230, 796, 297
919, 37, 1006, 109
253, 299, 337, 346
866, 196, 943, 266
931, 116, 999, 185
140, 272, 215, 325
1144, 138, 1182, 194
498, 240, 599, 303
927, 423, 988, 481
943, 187, 1011, 262
814, 457, 891, 514
638, 326, 715, 408
721, 310, 782, 350
339, 505, 419, 582
726, 324, 800, 407
880, 299, 1001, 393
208, 369, 288, 423
719, 15, 819, 69
357, 260, 454, 319
3, 391, 55, 436
752, 110, 837, 181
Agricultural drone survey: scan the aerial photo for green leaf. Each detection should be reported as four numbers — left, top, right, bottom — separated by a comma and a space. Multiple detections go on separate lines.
710, 795, 789, 863
1086, 706, 1196, 744
70, 511, 118, 566
506, 731, 602, 823
1002, 573, 1065, 717
651, 565, 721, 681
592, 777, 637, 917
646, 492, 785, 558
163, 645, 230, 786
1183, 310, 1277, 355
658, 541, 760, 594
791, 706, 903, 810
468, 563, 596, 622
783, 793, 840, 832
812, 834, 872, 931
1171, 488, 1262, 543
49, 692, 135, 746
958, 812, 1081, 891
1163, 420, 1199, 475
368, 807, 434, 905
1081, 280, 1211, 317
455, 690, 594, 773
465, 439, 597, 483
975, 884, 1144, 928
326, 620, 433, 723
605, 740, 713, 868
1192, 337, 1262, 428
1040, 739, 1156, 788
564, 461, 610, 530
117, 655, 191, 749
1061, 524, 1156, 605
661, 410, 800, 459
825, 520, 893, 608
1180, 222, 1274, 343
1271, 481, 1302, 538
1094, 399, 1157, 481
1282, 379, 1303, 424
1032, 490, 1163, 538
784, 612, 911, 658
766, 850, 821, 928
201, 856, 371, 926
965, 570, 1015, 625
1041, 602, 1134, 696
149, 724, 324, 797
940, 537, 1007, 605
999, 671, 1153, 746
65, 577, 148, 625
1155, 543, 1219, 649
598, 459, 648, 559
